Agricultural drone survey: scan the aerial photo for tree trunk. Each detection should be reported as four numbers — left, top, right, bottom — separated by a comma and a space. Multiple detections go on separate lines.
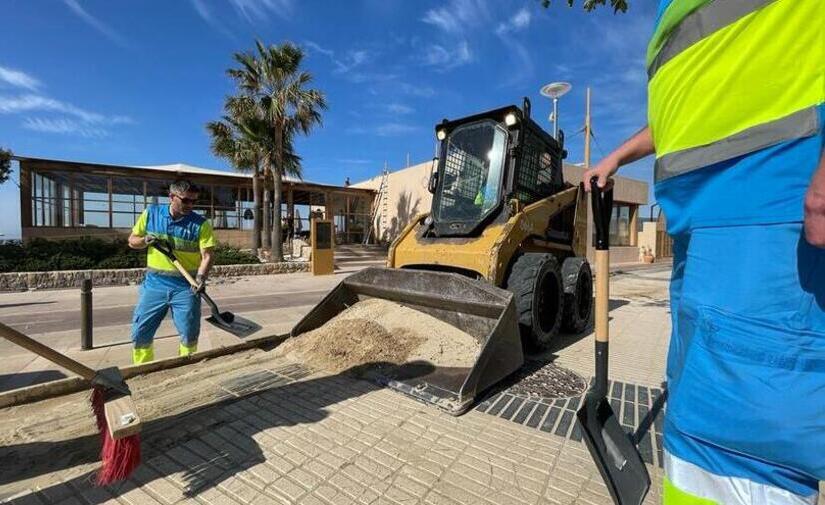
262, 186, 271, 250
271, 171, 283, 261
272, 120, 285, 262
252, 171, 261, 254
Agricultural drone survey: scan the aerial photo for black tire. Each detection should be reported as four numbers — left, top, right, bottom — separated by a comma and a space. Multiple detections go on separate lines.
561, 258, 593, 334
505, 253, 564, 351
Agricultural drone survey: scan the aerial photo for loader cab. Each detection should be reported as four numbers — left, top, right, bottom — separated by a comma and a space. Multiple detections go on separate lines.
428, 101, 566, 238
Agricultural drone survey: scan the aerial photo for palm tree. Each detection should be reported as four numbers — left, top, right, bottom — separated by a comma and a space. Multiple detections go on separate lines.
206, 97, 264, 254
227, 40, 326, 261
207, 96, 303, 255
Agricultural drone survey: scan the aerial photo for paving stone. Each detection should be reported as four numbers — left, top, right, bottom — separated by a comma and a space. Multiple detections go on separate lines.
35, 481, 75, 504
69, 477, 121, 505
266, 476, 305, 502
219, 476, 265, 504
5, 492, 46, 505
53, 498, 83, 505
118, 485, 163, 505
287, 467, 322, 491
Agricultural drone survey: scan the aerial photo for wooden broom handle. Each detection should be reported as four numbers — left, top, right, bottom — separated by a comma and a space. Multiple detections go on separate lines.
595, 249, 609, 343
0, 321, 97, 380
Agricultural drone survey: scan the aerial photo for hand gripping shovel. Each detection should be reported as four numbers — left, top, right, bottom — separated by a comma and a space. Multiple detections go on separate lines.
150, 239, 260, 338
576, 179, 650, 505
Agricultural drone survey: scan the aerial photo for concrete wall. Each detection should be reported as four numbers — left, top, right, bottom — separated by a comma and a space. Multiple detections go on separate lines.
352, 161, 435, 244
639, 221, 657, 261
354, 161, 650, 265
562, 164, 648, 205
0, 262, 308, 291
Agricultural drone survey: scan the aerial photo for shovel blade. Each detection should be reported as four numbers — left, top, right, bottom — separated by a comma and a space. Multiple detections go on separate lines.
576, 396, 650, 505
206, 311, 261, 338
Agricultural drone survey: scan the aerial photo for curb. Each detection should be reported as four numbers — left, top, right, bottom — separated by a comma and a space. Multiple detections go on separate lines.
0, 332, 290, 409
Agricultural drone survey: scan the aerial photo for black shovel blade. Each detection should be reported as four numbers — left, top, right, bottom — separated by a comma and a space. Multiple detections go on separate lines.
205, 311, 261, 338
576, 395, 650, 505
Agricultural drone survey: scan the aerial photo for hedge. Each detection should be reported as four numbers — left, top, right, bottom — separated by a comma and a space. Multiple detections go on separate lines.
0, 238, 260, 273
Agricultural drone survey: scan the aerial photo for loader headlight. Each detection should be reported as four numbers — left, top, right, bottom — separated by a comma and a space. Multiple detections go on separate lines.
436, 129, 447, 141
504, 113, 518, 126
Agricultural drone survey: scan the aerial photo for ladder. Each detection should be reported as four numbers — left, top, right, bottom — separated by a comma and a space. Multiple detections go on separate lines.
363, 164, 389, 245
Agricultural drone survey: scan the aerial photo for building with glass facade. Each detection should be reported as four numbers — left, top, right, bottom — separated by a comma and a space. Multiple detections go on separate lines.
15, 156, 376, 248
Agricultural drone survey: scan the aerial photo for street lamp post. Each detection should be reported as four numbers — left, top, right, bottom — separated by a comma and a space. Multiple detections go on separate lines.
540, 82, 572, 140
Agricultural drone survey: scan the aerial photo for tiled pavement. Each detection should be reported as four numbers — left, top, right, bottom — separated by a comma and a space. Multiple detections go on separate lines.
1, 267, 673, 505
1, 359, 664, 505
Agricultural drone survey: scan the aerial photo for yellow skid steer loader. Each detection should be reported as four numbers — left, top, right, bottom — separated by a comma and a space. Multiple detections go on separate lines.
292, 98, 593, 415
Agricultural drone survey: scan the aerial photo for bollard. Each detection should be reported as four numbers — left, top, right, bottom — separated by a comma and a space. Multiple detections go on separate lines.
80, 277, 93, 350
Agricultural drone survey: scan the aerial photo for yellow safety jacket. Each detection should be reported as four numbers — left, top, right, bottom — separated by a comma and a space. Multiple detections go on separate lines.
647, 0, 825, 183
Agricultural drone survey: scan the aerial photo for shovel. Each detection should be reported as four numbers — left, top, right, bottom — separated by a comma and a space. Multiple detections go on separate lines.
150, 239, 261, 338
576, 178, 650, 505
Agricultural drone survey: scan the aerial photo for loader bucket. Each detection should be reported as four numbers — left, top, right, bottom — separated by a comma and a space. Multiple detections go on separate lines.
291, 267, 523, 415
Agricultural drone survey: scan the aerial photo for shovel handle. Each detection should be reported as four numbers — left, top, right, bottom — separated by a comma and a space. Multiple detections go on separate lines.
0, 321, 97, 380
591, 178, 613, 344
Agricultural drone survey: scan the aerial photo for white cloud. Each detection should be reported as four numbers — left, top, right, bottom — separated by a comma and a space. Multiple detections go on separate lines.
190, 0, 236, 39
398, 83, 435, 98
62, 0, 128, 47
337, 158, 373, 165
0, 93, 133, 137
228, 0, 294, 22
22, 118, 109, 138
421, 41, 472, 70
495, 8, 531, 36
303, 40, 335, 58
376, 123, 420, 137
334, 50, 371, 74
422, 0, 489, 34
385, 103, 414, 115
347, 122, 421, 137
0, 66, 41, 91
0, 94, 132, 125
304, 42, 383, 83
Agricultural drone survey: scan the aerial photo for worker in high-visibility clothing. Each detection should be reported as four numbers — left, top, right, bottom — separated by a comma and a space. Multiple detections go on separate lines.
127, 180, 216, 364
584, 0, 825, 503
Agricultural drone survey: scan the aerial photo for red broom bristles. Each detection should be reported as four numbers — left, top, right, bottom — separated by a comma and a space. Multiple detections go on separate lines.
90, 387, 141, 486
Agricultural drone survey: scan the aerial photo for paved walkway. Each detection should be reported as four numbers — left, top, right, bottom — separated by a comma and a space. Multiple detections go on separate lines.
2, 263, 819, 504
0, 269, 355, 392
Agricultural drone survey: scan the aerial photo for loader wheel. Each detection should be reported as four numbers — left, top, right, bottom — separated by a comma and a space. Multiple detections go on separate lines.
506, 253, 564, 351
561, 258, 593, 334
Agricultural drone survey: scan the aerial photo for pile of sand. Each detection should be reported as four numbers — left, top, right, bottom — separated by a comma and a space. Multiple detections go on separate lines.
277, 298, 482, 373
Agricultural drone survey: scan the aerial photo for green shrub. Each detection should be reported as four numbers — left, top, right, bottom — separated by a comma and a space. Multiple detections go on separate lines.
0, 238, 259, 272
212, 244, 260, 265
96, 253, 145, 269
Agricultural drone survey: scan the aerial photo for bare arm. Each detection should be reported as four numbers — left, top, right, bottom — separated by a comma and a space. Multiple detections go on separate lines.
197, 247, 214, 279
583, 126, 655, 191
804, 152, 825, 248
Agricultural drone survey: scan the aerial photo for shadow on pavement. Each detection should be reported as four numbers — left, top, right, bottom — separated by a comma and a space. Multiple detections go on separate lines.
0, 360, 435, 502
0, 370, 67, 394
0, 301, 57, 310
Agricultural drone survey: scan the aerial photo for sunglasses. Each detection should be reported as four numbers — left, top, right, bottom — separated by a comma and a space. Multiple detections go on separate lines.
173, 194, 197, 205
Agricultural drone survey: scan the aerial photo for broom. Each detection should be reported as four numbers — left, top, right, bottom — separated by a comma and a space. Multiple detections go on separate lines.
0, 322, 142, 485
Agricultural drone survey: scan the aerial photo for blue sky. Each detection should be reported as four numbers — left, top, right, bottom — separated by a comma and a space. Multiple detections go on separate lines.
0, 0, 657, 238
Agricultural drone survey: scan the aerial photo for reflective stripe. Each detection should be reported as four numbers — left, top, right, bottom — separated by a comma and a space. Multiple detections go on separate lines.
665, 451, 817, 505
664, 477, 717, 505
179, 343, 197, 357
654, 107, 819, 182
648, 0, 825, 158
647, 0, 710, 68
648, 0, 775, 79
132, 346, 154, 364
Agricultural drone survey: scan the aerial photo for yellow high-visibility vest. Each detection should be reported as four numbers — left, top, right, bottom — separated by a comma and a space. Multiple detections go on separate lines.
647, 0, 825, 182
